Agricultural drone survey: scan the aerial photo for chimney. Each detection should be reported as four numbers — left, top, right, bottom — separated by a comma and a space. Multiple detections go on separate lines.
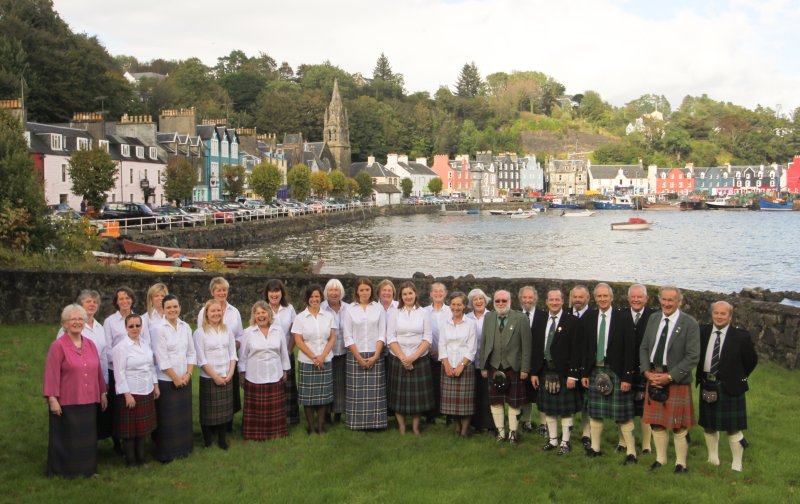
158, 107, 196, 136
386, 153, 398, 165
0, 98, 26, 127
367, 155, 375, 166
415, 157, 428, 166
70, 111, 106, 141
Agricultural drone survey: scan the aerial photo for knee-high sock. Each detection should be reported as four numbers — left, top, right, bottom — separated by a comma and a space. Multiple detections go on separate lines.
520, 403, 532, 423
545, 415, 559, 445
729, 431, 745, 472
590, 418, 604, 452
561, 417, 573, 443
652, 427, 669, 465
581, 412, 590, 438
704, 430, 720, 465
539, 411, 547, 427
674, 429, 688, 467
491, 404, 505, 435
641, 420, 652, 451
619, 420, 636, 456
508, 406, 521, 432
617, 431, 626, 448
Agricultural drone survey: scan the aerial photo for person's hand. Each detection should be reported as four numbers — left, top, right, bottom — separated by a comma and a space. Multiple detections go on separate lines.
566, 378, 577, 390
100, 393, 108, 411
520, 372, 528, 381
173, 377, 183, 388
481, 370, 488, 379
312, 355, 324, 368
153, 384, 160, 400
125, 393, 136, 409
531, 375, 540, 389
620, 382, 632, 392
454, 364, 463, 378
183, 373, 192, 386
48, 397, 62, 416
213, 375, 226, 386
581, 377, 590, 388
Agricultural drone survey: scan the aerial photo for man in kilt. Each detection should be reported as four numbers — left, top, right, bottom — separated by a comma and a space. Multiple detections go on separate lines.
640, 285, 700, 474
517, 286, 548, 436
696, 301, 757, 472
580, 283, 638, 463
480, 290, 532, 444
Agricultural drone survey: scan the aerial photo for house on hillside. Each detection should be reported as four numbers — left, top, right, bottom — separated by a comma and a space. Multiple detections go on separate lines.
384, 154, 437, 196
545, 158, 588, 196
786, 157, 800, 193
649, 167, 694, 195
587, 161, 647, 195
431, 155, 472, 195
350, 157, 400, 188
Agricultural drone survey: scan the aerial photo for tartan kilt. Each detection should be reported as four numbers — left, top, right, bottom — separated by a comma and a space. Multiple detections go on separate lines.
297, 361, 334, 406
642, 383, 696, 429
487, 369, 527, 409
346, 352, 388, 430
472, 370, 494, 430
331, 355, 347, 414
284, 354, 300, 425
115, 392, 156, 439
47, 404, 98, 478
199, 377, 234, 426
440, 365, 476, 416
584, 367, 635, 422
537, 372, 582, 416
242, 380, 288, 440
633, 374, 647, 417
387, 355, 434, 415
154, 379, 193, 461
698, 388, 748, 432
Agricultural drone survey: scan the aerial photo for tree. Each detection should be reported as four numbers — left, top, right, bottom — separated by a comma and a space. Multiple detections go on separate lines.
455, 62, 482, 98
221, 164, 246, 201
329, 170, 349, 198
69, 146, 116, 212
370, 52, 404, 100
347, 178, 360, 198
354, 171, 373, 199
310, 171, 332, 198
400, 177, 413, 198
287, 164, 311, 200
428, 177, 443, 195
163, 157, 195, 206
249, 162, 282, 201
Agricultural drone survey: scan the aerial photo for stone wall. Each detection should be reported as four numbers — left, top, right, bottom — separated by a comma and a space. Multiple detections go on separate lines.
1, 269, 797, 369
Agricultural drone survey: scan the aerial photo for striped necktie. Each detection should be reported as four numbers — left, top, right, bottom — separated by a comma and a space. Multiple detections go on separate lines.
710, 330, 721, 375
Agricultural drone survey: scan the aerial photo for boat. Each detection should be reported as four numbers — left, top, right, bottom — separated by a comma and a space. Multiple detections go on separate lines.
510, 212, 534, 219
489, 210, 512, 215
642, 201, 678, 211
548, 197, 582, 209
122, 238, 235, 258
561, 210, 594, 217
610, 217, 653, 231
758, 197, 794, 211
94, 250, 265, 270
679, 200, 704, 211
439, 205, 479, 216
705, 197, 748, 210
593, 194, 636, 210
117, 259, 203, 273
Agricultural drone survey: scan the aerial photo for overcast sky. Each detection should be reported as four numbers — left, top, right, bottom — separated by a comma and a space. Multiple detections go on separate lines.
53, 0, 800, 114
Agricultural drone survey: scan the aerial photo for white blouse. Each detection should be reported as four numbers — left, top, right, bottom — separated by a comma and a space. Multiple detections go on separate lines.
104, 311, 148, 368
112, 337, 157, 395
321, 300, 349, 356
197, 303, 244, 343
424, 304, 452, 349
141, 310, 165, 344
387, 306, 432, 358
343, 302, 386, 353
152, 318, 197, 381
193, 325, 238, 379
270, 304, 297, 347
238, 325, 290, 384
57, 318, 108, 384
438, 316, 477, 367
291, 308, 335, 364
466, 309, 491, 369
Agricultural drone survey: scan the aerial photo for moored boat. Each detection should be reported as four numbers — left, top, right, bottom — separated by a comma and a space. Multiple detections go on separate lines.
122, 238, 235, 258
705, 197, 748, 210
758, 197, 794, 211
593, 194, 636, 210
561, 210, 594, 217
610, 217, 652, 230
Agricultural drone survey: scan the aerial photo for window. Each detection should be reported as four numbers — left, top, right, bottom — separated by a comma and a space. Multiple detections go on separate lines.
98, 140, 109, 153
51, 134, 63, 151
24, 132, 31, 147
197, 167, 203, 183
745, 172, 751, 179
77, 137, 90, 150
735, 171, 741, 178
221, 141, 229, 158
130, 169, 133, 184
769, 170, 775, 178
737, 180, 742, 187
231, 142, 238, 158
62, 163, 67, 182
136, 146, 144, 159
770, 180, 776, 186
149, 147, 157, 160
121, 144, 130, 157
211, 139, 219, 156
661, 172, 667, 179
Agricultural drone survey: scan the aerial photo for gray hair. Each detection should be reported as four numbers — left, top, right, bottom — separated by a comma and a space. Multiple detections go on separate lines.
77, 289, 101, 305
593, 282, 613, 299
323, 278, 346, 301
627, 283, 648, 298
518, 285, 538, 302
570, 284, 590, 296
710, 300, 733, 314
467, 288, 490, 308
61, 304, 87, 324
658, 285, 683, 302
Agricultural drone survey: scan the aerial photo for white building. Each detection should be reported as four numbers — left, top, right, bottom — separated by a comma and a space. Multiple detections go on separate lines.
384, 154, 438, 196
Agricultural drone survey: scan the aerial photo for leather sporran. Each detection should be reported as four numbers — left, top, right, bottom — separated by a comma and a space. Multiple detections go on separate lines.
701, 377, 719, 404
593, 372, 613, 396
648, 384, 670, 403
544, 372, 561, 394
492, 370, 510, 393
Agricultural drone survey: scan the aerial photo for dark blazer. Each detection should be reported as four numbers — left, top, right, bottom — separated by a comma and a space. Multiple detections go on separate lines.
695, 325, 758, 396
525, 308, 548, 340
639, 310, 700, 385
480, 310, 532, 373
531, 312, 582, 378
621, 307, 654, 383
581, 308, 636, 383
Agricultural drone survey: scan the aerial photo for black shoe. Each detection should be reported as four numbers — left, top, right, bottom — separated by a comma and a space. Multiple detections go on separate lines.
521, 422, 533, 433
201, 426, 213, 448
648, 461, 662, 471
508, 431, 518, 445
581, 436, 591, 450
623, 454, 638, 465
585, 448, 602, 458
543, 442, 558, 452
537, 424, 548, 438
674, 464, 689, 474
615, 444, 626, 453
740, 437, 750, 449
557, 442, 571, 456
217, 428, 229, 450
496, 431, 507, 443
642, 448, 652, 455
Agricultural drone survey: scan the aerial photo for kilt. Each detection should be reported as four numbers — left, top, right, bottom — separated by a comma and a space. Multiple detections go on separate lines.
426, 357, 442, 419
154, 379, 193, 462
297, 361, 334, 406
331, 355, 347, 414
537, 372, 582, 417
472, 370, 494, 430
584, 367, 635, 422
440, 365, 476, 416
387, 355, 434, 415
487, 369, 527, 409
115, 393, 156, 439
47, 404, 98, 478
346, 352, 388, 430
698, 388, 748, 432
199, 377, 234, 426
633, 374, 647, 417
642, 383, 696, 430
242, 380, 288, 440
284, 354, 300, 425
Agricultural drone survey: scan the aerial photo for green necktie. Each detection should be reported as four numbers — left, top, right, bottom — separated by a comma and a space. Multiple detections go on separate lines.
653, 318, 669, 366
545, 316, 557, 360
499, 316, 506, 333
596, 313, 606, 364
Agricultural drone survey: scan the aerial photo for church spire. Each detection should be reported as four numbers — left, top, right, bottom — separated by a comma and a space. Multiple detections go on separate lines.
324, 78, 351, 173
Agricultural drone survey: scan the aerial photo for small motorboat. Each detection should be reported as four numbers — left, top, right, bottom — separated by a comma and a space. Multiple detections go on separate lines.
122, 238, 235, 258
561, 210, 594, 217
758, 197, 794, 211
610, 217, 653, 230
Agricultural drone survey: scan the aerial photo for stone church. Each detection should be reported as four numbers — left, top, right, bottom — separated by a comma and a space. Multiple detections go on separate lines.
323, 78, 351, 174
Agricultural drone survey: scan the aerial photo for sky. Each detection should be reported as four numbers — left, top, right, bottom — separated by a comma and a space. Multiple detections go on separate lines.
52, 0, 800, 114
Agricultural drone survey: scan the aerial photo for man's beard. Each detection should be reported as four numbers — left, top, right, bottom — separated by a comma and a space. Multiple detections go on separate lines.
495, 305, 510, 316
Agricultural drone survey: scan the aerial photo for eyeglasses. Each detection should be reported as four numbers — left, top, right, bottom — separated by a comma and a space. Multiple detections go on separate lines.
127, 324, 142, 328
66, 318, 85, 323
494, 299, 509, 303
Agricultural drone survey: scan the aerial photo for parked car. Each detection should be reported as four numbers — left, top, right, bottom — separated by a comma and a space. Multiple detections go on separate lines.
48, 208, 105, 234
97, 202, 166, 229
153, 206, 202, 228
185, 204, 234, 224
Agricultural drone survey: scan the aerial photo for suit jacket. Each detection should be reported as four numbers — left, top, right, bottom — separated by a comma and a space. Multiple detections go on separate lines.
695, 325, 758, 396
480, 310, 532, 373
581, 308, 636, 383
639, 310, 700, 385
531, 312, 582, 378
621, 306, 654, 384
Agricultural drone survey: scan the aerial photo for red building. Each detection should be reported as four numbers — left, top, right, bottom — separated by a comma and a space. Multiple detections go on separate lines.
655, 167, 695, 194
431, 154, 472, 194
787, 156, 800, 194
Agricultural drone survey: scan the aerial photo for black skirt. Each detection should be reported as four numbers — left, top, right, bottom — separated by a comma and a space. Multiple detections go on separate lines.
47, 404, 98, 478
155, 379, 194, 462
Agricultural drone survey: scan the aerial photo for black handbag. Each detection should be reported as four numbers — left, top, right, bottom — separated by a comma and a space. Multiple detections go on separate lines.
648, 384, 670, 403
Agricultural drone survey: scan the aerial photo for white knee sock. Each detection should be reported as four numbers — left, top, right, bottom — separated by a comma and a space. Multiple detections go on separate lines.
652, 428, 669, 465
619, 420, 636, 456
590, 418, 604, 452
729, 431, 745, 472
545, 415, 559, 445
520, 403, 531, 423
508, 407, 521, 432
539, 411, 547, 427
704, 430, 720, 465
641, 421, 652, 451
561, 417, 573, 444
674, 429, 688, 467
581, 413, 590, 438
491, 404, 505, 436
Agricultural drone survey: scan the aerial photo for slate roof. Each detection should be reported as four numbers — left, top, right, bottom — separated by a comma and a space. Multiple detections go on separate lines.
401, 161, 437, 176
26, 122, 93, 156
373, 183, 401, 194
349, 161, 398, 179
588, 165, 645, 179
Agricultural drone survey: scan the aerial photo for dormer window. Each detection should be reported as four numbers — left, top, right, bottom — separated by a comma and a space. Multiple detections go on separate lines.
149, 147, 157, 160
136, 146, 144, 159
98, 140, 109, 153
121, 144, 130, 157
231, 142, 238, 158
211, 139, 219, 156
77, 137, 90, 150
51, 134, 63, 151
221, 141, 229, 158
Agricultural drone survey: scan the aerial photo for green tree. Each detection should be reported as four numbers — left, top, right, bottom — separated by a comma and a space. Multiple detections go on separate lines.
249, 162, 282, 201
428, 177, 443, 195
400, 177, 413, 198
354, 171, 373, 199
310, 171, 332, 198
455, 62, 483, 98
221, 164, 246, 201
329, 170, 349, 198
347, 178, 360, 198
370, 52, 404, 100
162, 157, 195, 206
287, 164, 311, 200
68, 146, 116, 212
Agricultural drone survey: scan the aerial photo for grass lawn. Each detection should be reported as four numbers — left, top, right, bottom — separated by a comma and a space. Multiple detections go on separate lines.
1, 324, 797, 503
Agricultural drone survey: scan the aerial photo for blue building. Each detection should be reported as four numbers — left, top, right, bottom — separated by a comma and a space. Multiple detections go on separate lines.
195, 124, 240, 201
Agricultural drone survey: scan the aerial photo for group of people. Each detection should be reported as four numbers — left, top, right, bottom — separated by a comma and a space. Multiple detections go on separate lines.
43, 277, 758, 479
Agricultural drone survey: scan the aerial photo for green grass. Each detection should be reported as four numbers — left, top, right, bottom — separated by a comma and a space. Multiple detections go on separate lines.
1, 324, 797, 503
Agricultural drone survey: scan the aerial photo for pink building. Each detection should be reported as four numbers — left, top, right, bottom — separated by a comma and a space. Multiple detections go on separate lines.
431, 154, 472, 194
787, 157, 800, 194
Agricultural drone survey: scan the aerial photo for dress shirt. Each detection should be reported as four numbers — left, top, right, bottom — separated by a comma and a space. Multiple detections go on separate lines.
152, 318, 197, 381
193, 325, 238, 378
650, 310, 680, 366
343, 301, 386, 353
112, 337, 157, 395
703, 325, 729, 372
291, 308, 335, 364
545, 310, 563, 352
630, 309, 644, 326
43, 336, 106, 405
141, 310, 165, 345
104, 311, 147, 368
465, 310, 490, 368
197, 303, 244, 343
238, 325, 290, 384
268, 304, 297, 347
57, 318, 108, 384
387, 306, 432, 358
424, 304, 452, 349
596, 307, 612, 359
321, 300, 349, 356
573, 306, 588, 318
438, 316, 477, 366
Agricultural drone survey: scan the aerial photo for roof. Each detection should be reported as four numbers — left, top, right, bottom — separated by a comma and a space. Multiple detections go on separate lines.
373, 183, 401, 194
588, 165, 645, 179
402, 161, 437, 176
349, 161, 398, 179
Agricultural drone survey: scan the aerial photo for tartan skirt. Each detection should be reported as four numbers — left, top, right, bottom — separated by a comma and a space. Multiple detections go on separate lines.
154, 380, 193, 462
537, 373, 583, 417
199, 377, 234, 426
47, 404, 98, 478
387, 355, 434, 415
472, 370, 494, 430
584, 367, 635, 422
346, 352, 388, 430
633, 375, 647, 417
440, 365, 476, 416
297, 361, 334, 406
284, 354, 300, 425
698, 388, 748, 432
242, 380, 288, 440
488, 369, 527, 409
115, 392, 156, 439
331, 355, 347, 414
642, 383, 696, 429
